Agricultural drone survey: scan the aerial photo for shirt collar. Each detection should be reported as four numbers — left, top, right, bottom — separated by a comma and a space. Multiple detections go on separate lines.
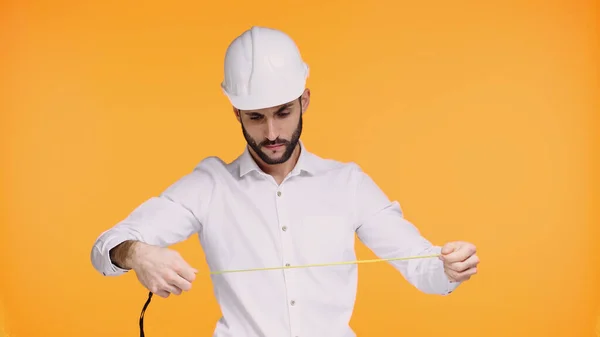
238, 140, 317, 178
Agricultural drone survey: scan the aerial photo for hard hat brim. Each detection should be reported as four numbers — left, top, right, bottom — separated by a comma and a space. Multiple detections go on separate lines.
221, 65, 309, 111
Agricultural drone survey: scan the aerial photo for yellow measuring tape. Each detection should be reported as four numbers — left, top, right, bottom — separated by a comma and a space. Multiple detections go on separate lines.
139, 253, 441, 337
209, 253, 441, 275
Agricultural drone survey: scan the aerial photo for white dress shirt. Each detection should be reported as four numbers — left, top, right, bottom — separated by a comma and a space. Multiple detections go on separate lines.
91, 141, 460, 337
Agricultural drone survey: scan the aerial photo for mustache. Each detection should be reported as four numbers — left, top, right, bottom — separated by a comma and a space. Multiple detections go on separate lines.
259, 139, 289, 147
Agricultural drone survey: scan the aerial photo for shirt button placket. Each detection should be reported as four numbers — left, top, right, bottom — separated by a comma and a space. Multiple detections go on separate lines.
276, 187, 298, 337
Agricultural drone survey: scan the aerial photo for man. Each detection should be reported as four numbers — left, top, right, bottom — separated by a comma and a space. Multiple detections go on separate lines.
91, 26, 479, 337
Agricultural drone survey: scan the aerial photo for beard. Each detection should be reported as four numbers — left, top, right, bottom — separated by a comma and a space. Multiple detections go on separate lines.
241, 113, 303, 165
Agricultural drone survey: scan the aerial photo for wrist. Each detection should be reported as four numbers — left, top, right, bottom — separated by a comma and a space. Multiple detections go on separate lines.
110, 240, 142, 270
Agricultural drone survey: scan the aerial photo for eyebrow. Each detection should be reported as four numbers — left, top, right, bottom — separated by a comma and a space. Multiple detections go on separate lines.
244, 103, 293, 116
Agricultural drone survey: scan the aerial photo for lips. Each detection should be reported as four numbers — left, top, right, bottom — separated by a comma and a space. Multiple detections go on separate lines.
264, 144, 284, 150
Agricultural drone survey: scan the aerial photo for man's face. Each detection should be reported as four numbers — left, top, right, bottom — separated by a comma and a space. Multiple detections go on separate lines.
237, 97, 304, 165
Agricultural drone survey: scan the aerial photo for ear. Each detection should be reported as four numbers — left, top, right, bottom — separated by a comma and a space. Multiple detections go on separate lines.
233, 106, 241, 122
300, 88, 311, 114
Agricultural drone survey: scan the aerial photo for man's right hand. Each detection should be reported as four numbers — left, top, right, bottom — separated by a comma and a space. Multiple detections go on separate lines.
111, 241, 198, 298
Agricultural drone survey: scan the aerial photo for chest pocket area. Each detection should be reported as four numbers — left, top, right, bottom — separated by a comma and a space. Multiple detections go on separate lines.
295, 215, 355, 264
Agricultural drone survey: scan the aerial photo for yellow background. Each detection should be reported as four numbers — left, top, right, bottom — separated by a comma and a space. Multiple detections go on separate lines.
1, 1, 598, 336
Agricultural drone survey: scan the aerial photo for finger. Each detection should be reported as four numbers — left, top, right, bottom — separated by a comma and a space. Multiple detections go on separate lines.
443, 244, 476, 263
164, 283, 183, 295
441, 243, 458, 255
154, 290, 170, 298
176, 264, 197, 284
446, 254, 479, 273
152, 276, 183, 296
164, 268, 192, 292
446, 265, 478, 282
170, 275, 193, 292
444, 269, 460, 282
443, 247, 469, 263
456, 266, 478, 280
172, 257, 198, 283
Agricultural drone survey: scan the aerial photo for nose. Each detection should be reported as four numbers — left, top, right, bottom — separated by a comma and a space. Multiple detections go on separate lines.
265, 118, 278, 141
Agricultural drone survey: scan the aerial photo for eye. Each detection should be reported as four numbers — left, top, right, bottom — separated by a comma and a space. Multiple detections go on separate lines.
277, 110, 291, 118
249, 114, 263, 120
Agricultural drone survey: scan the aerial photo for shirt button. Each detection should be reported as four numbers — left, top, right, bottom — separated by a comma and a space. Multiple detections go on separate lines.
285, 263, 290, 267
282, 226, 287, 231
277, 191, 282, 197
290, 300, 295, 306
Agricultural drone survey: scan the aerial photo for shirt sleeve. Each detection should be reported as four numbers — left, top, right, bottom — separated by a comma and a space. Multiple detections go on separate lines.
90, 166, 215, 277
353, 167, 461, 295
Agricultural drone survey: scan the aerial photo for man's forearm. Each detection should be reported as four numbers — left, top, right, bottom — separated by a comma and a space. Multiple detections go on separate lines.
109, 240, 139, 270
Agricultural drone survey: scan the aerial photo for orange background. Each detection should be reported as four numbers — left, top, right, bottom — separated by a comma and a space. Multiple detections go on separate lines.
1, 1, 599, 336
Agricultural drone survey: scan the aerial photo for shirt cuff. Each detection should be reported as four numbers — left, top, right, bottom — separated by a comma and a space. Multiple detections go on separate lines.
90, 235, 135, 276
445, 279, 462, 294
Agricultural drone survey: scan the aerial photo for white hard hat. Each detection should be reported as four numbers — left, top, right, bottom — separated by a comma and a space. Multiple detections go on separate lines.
221, 26, 309, 111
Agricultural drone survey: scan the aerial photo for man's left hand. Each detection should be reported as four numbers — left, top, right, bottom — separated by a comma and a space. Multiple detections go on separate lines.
440, 241, 479, 282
